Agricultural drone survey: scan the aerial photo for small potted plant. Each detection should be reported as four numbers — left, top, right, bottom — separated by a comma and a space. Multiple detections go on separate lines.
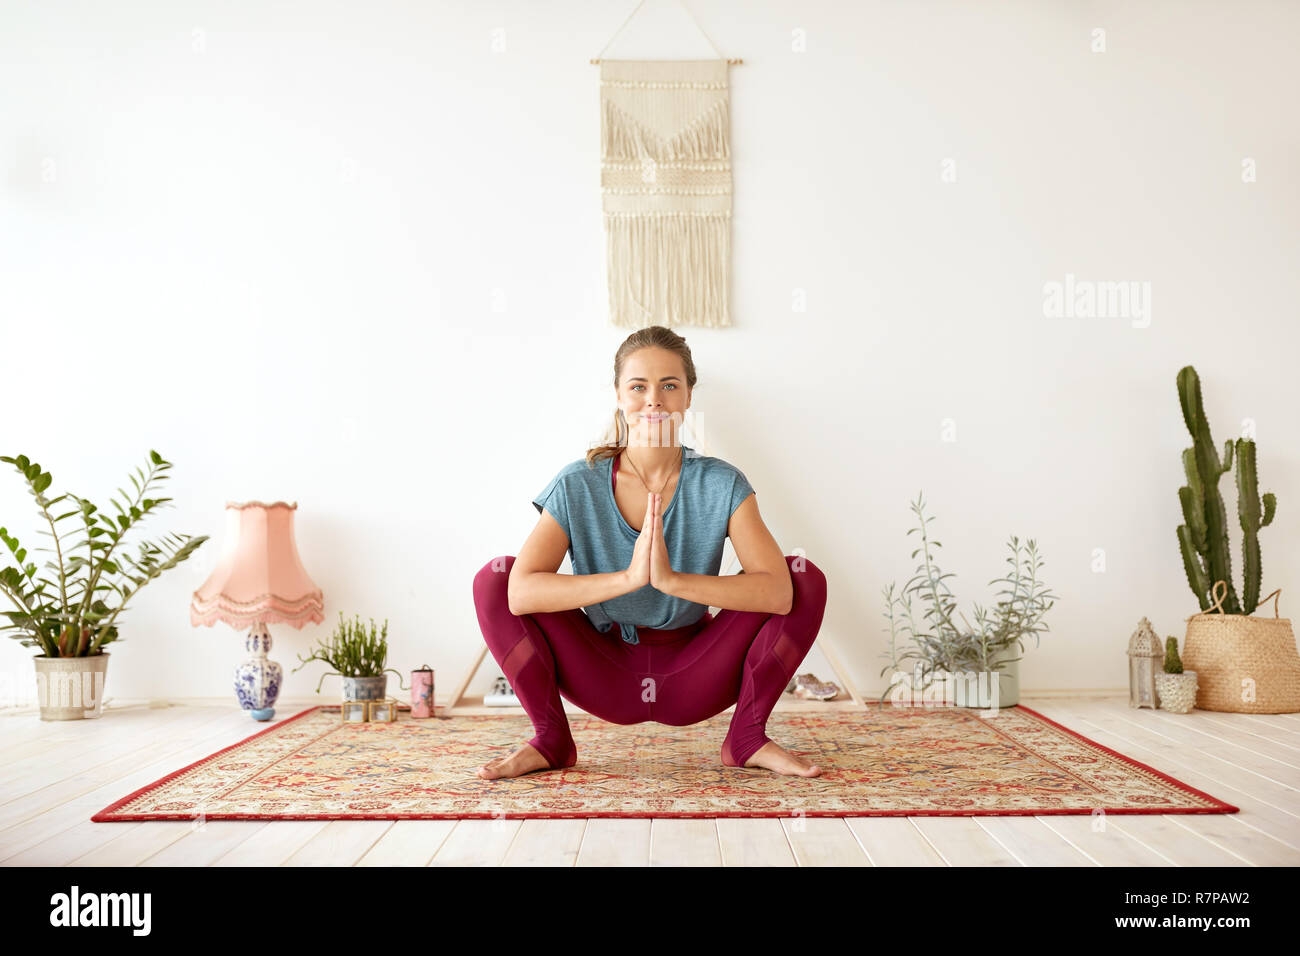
293, 611, 407, 701
0, 451, 208, 720
879, 492, 1058, 709
1155, 636, 1198, 714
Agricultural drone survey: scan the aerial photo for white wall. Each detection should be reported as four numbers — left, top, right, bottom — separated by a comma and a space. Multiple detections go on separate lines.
2, 0, 1297, 709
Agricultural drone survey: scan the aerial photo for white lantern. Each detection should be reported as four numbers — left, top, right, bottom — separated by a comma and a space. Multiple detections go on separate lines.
1127, 617, 1163, 709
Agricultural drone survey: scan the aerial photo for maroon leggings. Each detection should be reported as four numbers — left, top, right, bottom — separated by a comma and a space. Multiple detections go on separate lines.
472, 554, 827, 769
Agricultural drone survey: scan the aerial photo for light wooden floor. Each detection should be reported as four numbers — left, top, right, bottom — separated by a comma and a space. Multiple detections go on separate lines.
2, 696, 1297, 866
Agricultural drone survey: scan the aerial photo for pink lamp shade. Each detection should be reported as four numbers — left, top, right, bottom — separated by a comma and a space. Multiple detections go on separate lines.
190, 501, 323, 629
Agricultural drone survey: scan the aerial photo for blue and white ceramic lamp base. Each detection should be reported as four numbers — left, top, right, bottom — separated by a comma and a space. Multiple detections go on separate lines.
235, 623, 283, 721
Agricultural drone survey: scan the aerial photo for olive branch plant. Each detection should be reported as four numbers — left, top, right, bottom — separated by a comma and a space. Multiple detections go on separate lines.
879, 493, 1058, 703
0, 451, 208, 657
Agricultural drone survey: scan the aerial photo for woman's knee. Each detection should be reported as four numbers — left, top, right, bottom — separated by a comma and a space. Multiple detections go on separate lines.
785, 554, 826, 601
473, 555, 515, 605
773, 556, 825, 659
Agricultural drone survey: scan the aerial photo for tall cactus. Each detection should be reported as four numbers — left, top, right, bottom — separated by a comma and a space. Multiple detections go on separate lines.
1235, 437, 1277, 614
1176, 366, 1239, 613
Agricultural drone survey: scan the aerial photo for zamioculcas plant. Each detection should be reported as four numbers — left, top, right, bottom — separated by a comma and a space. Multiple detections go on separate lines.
1175, 365, 1277, 614
0, 451, 208, 657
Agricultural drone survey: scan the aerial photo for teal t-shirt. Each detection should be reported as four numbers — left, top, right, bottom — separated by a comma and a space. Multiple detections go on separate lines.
531, 445, 756, 645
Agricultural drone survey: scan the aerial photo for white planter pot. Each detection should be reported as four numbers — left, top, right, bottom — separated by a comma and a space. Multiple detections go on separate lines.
954, 649, 1021, 709
32, 653, 110, 720
1155, 670, 1198, 714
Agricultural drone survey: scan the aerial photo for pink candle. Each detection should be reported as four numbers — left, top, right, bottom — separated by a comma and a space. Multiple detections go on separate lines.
411, 666, 435, 718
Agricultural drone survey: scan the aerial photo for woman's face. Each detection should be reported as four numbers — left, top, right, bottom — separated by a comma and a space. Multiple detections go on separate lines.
616, 348, 692, 447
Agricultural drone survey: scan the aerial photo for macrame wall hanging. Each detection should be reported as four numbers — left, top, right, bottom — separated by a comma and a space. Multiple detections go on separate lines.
591, 0, 741, 329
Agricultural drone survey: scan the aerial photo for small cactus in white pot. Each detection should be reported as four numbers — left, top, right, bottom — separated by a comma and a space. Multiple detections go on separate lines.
1155, 635, 1198, 714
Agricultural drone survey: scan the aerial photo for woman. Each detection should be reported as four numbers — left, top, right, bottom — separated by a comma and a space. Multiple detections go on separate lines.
472, 326, 828, 779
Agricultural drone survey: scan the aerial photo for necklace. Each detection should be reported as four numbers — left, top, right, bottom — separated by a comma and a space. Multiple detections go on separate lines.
621, 444, 683, 497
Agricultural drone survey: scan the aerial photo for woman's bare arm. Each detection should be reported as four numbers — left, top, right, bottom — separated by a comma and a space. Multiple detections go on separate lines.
508, 507, 640, 615
660, 569, 789, 616
509, 567, 636, 616
659, 493, 794, 615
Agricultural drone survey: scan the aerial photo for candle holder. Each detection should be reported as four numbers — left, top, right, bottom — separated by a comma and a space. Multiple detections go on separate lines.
367, 698, 399, 722
340, 701, 368, 723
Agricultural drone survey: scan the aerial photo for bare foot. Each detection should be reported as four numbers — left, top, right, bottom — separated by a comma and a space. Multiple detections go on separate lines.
476, 743, 555, 780
736, 741, 822, 777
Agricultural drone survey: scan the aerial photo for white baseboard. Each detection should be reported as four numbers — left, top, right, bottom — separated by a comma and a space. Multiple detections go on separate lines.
1, 688, 1131, 717
0, 696, 448, 717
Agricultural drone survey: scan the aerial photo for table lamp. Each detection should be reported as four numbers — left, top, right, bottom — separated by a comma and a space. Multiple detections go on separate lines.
190, 501, 323, 720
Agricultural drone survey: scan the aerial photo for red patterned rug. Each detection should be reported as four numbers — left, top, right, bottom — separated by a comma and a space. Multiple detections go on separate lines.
91, 704, 1238, 821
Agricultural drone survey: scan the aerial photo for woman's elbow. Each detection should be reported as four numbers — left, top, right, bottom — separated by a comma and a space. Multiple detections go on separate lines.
506, 576, 526, 616
773, 581, 794, 616
508, 584, 533, 617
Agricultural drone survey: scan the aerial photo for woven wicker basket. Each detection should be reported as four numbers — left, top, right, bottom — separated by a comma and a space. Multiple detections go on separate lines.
1182, 582, 1300, 714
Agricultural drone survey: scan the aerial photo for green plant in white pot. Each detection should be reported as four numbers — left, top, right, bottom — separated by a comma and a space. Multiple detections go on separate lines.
1155, 635, 1198, 714
293, 611, 407, 701
879, 493, 1058, 709
0, 451, 208, 720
